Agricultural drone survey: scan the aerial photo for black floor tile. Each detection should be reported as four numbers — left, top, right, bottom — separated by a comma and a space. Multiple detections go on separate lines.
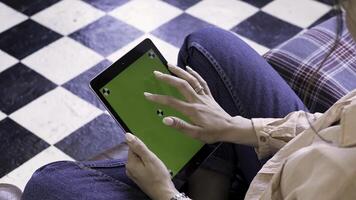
0, 63, 57, 115
162, 0, 201, 10
70, 16, 143, 57
315, 0, 336, 6
241, 0, 273, 8
1, 0, 60, 15
0, 20, 61, 59
0, 118, 49, 177
83, 0, 129, 11
151, 13, 214, 47
55, 114, 125, 161
63, 60, 112, 110
231, 11, 303, 48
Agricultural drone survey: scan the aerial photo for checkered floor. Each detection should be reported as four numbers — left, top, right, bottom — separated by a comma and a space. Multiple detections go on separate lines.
0, 0, 335, 190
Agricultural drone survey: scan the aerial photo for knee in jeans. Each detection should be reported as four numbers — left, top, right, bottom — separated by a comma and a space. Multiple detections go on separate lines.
187, 27, 228, 45
184, 27, 234, 51
23, 161, 76, 192
179, 27, 235, 67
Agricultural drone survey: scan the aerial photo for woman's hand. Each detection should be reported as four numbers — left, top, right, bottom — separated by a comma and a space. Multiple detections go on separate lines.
144, 64, 257, 146
125, 133, 181, 200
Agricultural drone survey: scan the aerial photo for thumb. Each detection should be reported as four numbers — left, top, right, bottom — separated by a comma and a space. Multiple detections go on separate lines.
125, 133, 152, 162
162, 116, 201, 139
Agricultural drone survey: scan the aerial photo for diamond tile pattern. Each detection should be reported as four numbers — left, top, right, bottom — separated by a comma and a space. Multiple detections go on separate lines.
0, 63, 56, 114
0, 2, 27, 32
110, 0, 183, 32
0, 118, 49, 177
0, 0, 59, 15
55, 114, 125, 161
10, 87, 103, 144
0, 111, 5, 121
0, 50, 17, 73
83, 0, 129, 11
0, 19, 61, 59
70, 16, 143, 56
63, 60, 112, 110
262, 0, 331, 28
31, 0, 105, 35
22, 37, 103, 85
152, 13, 214, 47
162, 0, 201, 10
186, 0, 258, 29
0, 0, 333, 190
241, 0, 273, 8
231, 11, 303, 48
0, 146, 73, 190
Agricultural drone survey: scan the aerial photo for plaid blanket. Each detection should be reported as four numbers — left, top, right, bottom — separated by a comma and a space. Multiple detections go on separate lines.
264, 15, 356, 113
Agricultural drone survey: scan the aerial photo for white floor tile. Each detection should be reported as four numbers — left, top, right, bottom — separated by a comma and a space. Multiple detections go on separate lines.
31, 0, 105, 35
0, 50, 18, 73
10, 87, 103, 144
107, 34, 179, 65
262, 0, 331, 28
0, 2, 27, 32
186, 0, 258, 29
148, 34, 180, 65
22, 37, 103, 85
0, 146, 74, 190
109, 0, 183, 32
0, 110, 6, 121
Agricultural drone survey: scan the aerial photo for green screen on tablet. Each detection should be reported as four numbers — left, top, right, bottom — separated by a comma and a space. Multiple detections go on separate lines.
99, 49, 203, 176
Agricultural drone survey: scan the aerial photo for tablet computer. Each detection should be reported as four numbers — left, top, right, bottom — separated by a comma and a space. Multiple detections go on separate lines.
90, 38, 218, 185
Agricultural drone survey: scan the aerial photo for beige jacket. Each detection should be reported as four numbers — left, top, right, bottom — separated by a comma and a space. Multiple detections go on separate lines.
245, 89, 356, 200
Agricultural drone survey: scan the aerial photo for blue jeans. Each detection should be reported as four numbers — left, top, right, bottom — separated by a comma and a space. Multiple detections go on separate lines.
22, 27, 306, 200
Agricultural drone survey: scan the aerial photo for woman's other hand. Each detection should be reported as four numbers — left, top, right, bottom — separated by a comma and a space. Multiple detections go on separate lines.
125, 133, 180, 200
144, 64, 257, 146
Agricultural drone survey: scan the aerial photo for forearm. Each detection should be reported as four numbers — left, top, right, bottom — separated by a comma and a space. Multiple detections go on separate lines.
220, 111, 323, 159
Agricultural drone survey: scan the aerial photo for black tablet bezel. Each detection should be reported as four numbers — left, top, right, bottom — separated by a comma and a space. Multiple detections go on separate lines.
90, 38, 218, 186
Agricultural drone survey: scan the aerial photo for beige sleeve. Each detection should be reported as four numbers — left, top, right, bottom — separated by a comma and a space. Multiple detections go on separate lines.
251, 111, 322, 159
279, 145, 356, 200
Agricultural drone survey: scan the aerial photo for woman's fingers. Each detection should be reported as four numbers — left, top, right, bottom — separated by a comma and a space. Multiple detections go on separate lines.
144, 92, 192, 116
127, 149, 141, 167
162, 116, 201, 139
126, 148, 141, 180
186, 66, 212, 97
153, 71, 197, 101
167, 64, 204, 95
126, 133, 152, 163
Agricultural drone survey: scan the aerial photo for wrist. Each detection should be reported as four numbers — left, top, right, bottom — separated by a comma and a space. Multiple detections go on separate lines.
154, 185, 191, 200
222, 116, 258, 147
152, 183, 180, 200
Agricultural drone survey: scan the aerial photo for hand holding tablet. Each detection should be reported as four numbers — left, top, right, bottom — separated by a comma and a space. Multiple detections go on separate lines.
90, 39, 222, 185
125, 132, 179, 200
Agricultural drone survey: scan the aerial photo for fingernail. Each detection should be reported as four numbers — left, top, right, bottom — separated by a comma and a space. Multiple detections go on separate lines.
153, 71, 162, 76
144, 92, 152, 97
163, 117, 174, 126
126, 133, 135, 142
186, 66, 193, 71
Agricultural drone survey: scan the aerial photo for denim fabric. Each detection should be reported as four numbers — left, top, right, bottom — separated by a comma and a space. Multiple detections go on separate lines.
177, 27, 307, 184
22, 27, 307, 199
22, 160, 150, 200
